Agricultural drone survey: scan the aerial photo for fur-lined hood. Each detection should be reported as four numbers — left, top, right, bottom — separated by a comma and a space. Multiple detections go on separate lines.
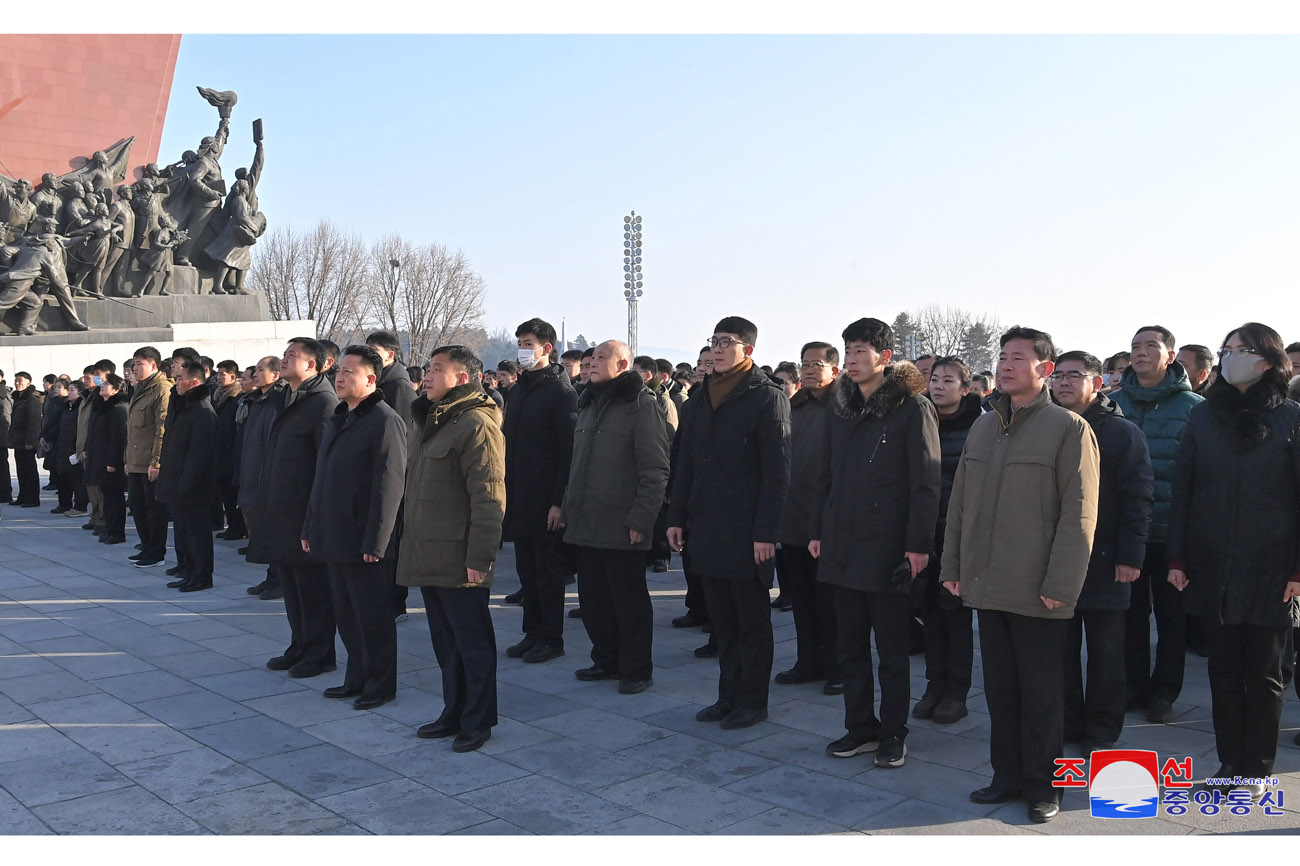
832, 362, 927, 420
577, 370, 646, 410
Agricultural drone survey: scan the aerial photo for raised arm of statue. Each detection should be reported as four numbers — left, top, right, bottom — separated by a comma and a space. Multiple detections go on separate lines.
210, 117, 230, 160
247, 140, 265, 194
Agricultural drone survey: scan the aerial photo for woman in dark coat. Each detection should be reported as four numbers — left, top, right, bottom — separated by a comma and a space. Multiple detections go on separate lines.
85, 376, 129, 544
53, 382, 88, 514
1168, 322, 1300, 800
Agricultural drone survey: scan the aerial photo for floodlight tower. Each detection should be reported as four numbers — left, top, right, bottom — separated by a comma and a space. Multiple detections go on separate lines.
622, 211, 643, 355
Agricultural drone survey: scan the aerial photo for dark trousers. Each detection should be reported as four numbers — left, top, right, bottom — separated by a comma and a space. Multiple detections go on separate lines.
126, 471, 169, 561
702, 573, 773, 711
56, 464, 88, 511
217, 475, 245, 536
681, 542, 708, 620
0, 446, 10, 501
778, 546, 838, 680
514, 537, 565, 647
171, 503, 213, 582
834, 586, 911, 741
1203, 617, 1287, 776
650, 503, 671, 565
1124, 542, 1184, 704
279, 561, 336, 668
421, 585, 498, 732
242, 506, 280, 592
1064, 608, 1126, 744
575, 546, 653, 680
386, 503, 408, 615
979, 609, 1068, 804
919, 565, 973, 700
101, 476, 127, 537
14, 448, 38, 505
327, 561, 397, 701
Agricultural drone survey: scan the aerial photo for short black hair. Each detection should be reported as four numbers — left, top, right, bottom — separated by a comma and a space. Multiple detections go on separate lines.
999, 326, 1056, 362
83, 365, 96, 376
560, 349, 584, 362
133, 346, 163, 367
95, 359, 116, 375
343, 344, 385, 377
199, 355, 214, 372
581, 347, 594, 359
698, 346, 712, 357
971, 374, 991, 391
914, 353, 935, 364
1132, 326, 1175, 351
319, 339, 340, 362
775, 361, 800, 381
406, 365, 423, 382
216, 359, 240, 376
841, 318, 894, 354
496, 360, 518, 375
102, 373, 124, 390
633, 355, 657, 374
171, 346, 201, 366
287, 337, 327, 373
800, 340, 840, 366
931, 355, 972, 386
1055, 350, 1103, 376
42, 374, 57, 386
365, 331, 402, 357
431, 345, 483, 380
15, 371, 31, 382
515, 318, 557, 349
713, 316, 758, 347
1286, 342, 1300, 355
654, 358, 673, 376
179, 360, 206, 380
1179, 344, 1215, 373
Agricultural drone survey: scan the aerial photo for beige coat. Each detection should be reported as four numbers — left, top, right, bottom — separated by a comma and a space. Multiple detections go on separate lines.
125, 371, 172, 473
939, 386, 1100, 619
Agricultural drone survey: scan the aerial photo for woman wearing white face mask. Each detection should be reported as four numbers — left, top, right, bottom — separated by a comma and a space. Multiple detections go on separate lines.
1166, 322, 1300, 802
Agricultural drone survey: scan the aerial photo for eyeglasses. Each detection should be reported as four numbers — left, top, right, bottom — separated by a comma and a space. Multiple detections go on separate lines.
1218, 346, 1262, 359
799, 361, 832, 370
1048, 371, 1090, 382
708, 337, 747, 349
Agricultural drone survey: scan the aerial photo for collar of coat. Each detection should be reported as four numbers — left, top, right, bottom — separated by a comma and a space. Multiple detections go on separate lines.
986, 384, 1052, 430
1205, 369, 1290, 450
212, 381, 242, 407
1081, 391, 1122, 427
518, 362, 570, 392
412, 385, 494, 439
244, 378, 287, 405
1117, 360, 1195, 402
173, 384, 211, 411
577, 370, 645, 410
832, 362, 925, 420
333, 388, 385, 419
934, 390, 984, 432
99, 390, 127, 409
283, 371, 334, 410
790, 381, 834, 409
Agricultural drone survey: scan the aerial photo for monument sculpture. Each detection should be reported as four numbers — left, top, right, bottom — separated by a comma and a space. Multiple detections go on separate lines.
0, 86, 267, 334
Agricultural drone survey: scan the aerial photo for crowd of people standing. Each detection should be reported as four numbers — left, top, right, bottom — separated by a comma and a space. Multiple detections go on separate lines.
1, 315, 1298, 824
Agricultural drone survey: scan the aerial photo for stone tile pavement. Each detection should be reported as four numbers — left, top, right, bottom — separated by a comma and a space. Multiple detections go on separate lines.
3, 481, 1300, 835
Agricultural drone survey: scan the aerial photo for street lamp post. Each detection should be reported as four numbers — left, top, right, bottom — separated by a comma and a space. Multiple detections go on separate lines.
622, 211, 643, 355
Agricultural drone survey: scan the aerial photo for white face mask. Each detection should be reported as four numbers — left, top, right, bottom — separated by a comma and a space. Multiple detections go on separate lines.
517, 348, 541, 371
1220, 351, 1266, 387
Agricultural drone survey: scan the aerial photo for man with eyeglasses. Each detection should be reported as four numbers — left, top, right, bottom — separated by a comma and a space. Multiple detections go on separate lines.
774, 342, 842, 694
1110, 326, 1202, 726
668, 317, 791, 729
671, 345, 719, 651
1050, 352, 1153, 754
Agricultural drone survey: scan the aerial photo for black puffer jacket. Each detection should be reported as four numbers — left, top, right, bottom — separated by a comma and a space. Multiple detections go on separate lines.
1168, 372, 1300, 628
812, 363, 941, 593
934, 391, 983, 545
376, 361, 415, 425
667, 362, 790, 583
501, 363, 577, 542
1076, 394, 1153, 611
9, 386, 42, 450
84, 391, 127, 486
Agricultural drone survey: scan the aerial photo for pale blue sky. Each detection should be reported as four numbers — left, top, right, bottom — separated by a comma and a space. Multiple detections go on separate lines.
160, 35, 1300, 363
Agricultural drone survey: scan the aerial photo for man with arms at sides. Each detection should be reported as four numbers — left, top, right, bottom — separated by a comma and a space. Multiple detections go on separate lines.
668, 316, 791, 729
1050, 351, 1153, 753
366, 330, 417, 621
251, 338, 341, 679
501, 318, 577, 662
562, 341, 670, 694
123, 349, 171, 565
942, 326, 1099, 824
401, 346, 505, 753
302, 346, 407, 710
774, 341, 842, 694
155, 361, 217, 591
237, 356, 288, 600
1110, 325, 1202, 725
633, 353, 677, 575
810, 319, 940, 768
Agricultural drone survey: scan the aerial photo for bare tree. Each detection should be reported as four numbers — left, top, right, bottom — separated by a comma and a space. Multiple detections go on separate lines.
248, 221, 370, 346
900, 305, 1001, 371
366, 234, 487, 361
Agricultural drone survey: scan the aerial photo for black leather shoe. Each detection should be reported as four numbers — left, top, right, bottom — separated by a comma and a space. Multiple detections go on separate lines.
246, 581, 268, 596
258, 586, 284, 600
101, 535, 126, 545
324, 685, 362, 699
695, 701, 732, 723
288, 661, 337, 679
237, 546, 249, 555
694, 638, 718, 658
179, 580, 212, 592
912, 685, 943, 719
452, 729, 492, 752
353, 694, 395, 710
567, 607, 583, 619
672, 611, 707, 629
1028, 801, 1060, 823
970, 786, 1019, 805
575, 665, 620, 681
417, 719, 460, 739
774, 667, 820, 685
266, 655, 298, 671
522, 643, 564, 663
505, 636, 536, 659
618, 678, 653, 694
503, 590, 523, 604
165, 565, 182, 576
720, 707, 767, 729
166, 577, 190, 588
823, 681, 845, 695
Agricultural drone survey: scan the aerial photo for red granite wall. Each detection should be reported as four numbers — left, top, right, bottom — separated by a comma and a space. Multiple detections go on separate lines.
0, 34, 180, 183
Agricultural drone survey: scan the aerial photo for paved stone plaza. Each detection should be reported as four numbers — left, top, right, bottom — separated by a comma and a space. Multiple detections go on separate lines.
2, 479, 1300, 836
